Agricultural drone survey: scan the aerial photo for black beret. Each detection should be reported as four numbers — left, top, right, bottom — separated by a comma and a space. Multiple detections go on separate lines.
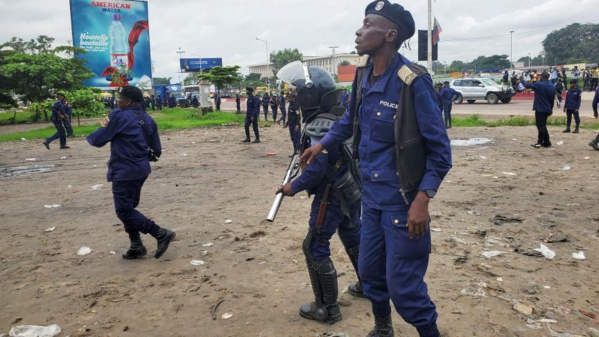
569, 78, 578, 84
246, 87, 254, 92
118, 86, 144, 102
365, 0, 415, 42
56, 92, 65, 97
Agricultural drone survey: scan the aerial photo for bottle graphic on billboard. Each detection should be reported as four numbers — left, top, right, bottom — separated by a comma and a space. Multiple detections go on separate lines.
109, 14, 128, 71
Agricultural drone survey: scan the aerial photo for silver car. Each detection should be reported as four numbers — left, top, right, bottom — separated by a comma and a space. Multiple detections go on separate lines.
450, 78, 515, 104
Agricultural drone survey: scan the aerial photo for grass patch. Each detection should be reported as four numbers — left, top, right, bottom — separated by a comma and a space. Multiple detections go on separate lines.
0, 110, 32, 125
453, 114, 599, 129
0, 108, 246, 142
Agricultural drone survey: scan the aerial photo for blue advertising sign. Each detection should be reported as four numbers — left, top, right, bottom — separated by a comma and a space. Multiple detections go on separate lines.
180, 58, 223, 73
70, 0, 152, 89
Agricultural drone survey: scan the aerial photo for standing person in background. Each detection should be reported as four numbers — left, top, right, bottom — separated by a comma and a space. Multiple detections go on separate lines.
261, 93, 270, 121
522, 72, 555, 148
155, 94, 162, 110
235, 93, 241, 114
555, 78, 564, 108
589, 86, 599, 149
87, 86, 176, 260
270, 93, 279, 122
242, 87, 261, 143
215, 93, 221, 111
42, 93, 71, 150
286, 93, 301, 155
277, 91, 287, 125
439, 81, 458, 129
341, 88, 350, 112
300, 1, 452, 335
549, 67, 558, 85
591, 66, 599, 92
562, 79, 582, 133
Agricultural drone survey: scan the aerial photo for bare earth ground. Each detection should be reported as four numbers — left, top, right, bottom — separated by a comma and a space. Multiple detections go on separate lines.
0, 123, 598, 337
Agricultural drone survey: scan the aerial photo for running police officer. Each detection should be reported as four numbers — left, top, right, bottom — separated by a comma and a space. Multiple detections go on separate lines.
300, 2, 452, 336
242, 87, 260, 143
87, 86, 176, 260
42, 92, 72, 150
276, 62, 364, 324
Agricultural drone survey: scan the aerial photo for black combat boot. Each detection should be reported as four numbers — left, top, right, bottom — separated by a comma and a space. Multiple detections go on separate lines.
345, 244, 366, 298
242, 138, 250, 143
562, 127, 571, 133
573, 125, 579, 133
589, 134, 599, 150
366, 315, 394, 337
301, 233, 342, 323
152, 228, 176, 259
122, 238, 147, 260
252, 138, 260, 143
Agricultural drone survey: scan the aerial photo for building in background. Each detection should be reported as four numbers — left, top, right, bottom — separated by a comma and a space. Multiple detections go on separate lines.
247, 53, 361, 80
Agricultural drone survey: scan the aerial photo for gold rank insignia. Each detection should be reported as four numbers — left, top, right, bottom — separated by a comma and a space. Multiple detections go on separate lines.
100, 116, 110, 127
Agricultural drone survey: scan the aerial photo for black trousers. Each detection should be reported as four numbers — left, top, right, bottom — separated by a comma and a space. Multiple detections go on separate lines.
244, 116, 259, 140
535, 111, 551, 146
565, 109, 580, 127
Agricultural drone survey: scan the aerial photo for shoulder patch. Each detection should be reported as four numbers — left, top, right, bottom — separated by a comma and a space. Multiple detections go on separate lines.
357, 55, 370, 68
100, 116, 110, 127
398, 65, 417, 86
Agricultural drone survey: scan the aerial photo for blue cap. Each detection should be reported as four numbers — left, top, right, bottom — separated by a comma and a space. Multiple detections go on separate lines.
365, 1, 415, 42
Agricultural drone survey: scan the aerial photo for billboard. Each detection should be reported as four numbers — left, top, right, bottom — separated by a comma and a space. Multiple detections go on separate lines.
180, 58, 223, 73
70, 0, 152, 89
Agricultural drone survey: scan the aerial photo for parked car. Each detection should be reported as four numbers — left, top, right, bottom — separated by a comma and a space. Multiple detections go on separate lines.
450, 78, 514, 104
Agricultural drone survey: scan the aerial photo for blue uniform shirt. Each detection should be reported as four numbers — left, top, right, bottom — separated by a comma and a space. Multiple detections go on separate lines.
564, 87, 581, 110
87, 106, 161, 182
51, 100, 71, 120
439, 87, 458, 106
522, 79, 555, 113
593, 87, 599, 114
321, 53, 452, 211
246, 95, 260, 118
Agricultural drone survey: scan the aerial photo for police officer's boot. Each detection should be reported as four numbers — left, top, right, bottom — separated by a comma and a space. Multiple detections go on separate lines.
345, 244, 366, 298
242, 138, 250, 143
573, 125, 579, 133
299, 257, 342, 323
122, 237, 147, 260
366, 315, 394, 337
252, 138, 260, 143
589, 134, 599, 150
152, 228, 176, 259
562, 126, 571, 133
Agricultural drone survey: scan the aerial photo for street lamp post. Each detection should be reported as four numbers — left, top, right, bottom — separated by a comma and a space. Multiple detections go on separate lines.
255, 37, 269, 91
176, 47, 185, 86
328, 45, 338, 77
528, 53, 531, 68
541, 53, 545, 67
510, 31, 514, 70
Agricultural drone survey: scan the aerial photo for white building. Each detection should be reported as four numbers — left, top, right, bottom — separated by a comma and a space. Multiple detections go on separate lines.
247, 53, 361, 79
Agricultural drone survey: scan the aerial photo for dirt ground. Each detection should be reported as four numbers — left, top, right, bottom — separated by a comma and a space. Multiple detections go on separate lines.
0, 122, 598, 337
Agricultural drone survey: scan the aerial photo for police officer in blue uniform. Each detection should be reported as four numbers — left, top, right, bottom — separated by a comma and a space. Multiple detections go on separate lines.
300, 2, 452, 336
242, 87, 260, 143
439, 81, 458, 128
286, 93, 302, 155
562, 78, 581, 133
42, 93, 72, 150
261, 93, 270, 121
590, 86, 599, 150
87, 86, 176, 260
277, 92, 287, 125
270, 93, 279, 122
522, 72, 555, 148
277, 62, 364, 323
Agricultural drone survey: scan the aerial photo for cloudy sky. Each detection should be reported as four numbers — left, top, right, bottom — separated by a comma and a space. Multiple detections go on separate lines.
2, 0, 597, 81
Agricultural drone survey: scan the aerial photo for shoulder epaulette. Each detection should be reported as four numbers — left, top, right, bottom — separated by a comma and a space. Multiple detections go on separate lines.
356, 55, 370, 68
397, 64, 429, 86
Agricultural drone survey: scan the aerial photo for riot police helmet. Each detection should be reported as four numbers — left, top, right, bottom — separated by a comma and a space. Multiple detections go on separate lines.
277, 61, 342, 121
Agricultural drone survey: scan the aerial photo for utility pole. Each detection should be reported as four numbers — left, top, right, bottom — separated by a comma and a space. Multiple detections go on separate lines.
255, 37, 269, 92
426, 0, 432, 73
510, 31, 514, 70
176, 47, 185, 86
328, 46, 338, 77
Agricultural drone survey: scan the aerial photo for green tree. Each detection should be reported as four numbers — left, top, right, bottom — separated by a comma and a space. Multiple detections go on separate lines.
193, 66, 242, 93
543, 23, 599, 65
270, 48, 303, 76
0, 48, 17, 108
338, 60, 351, 66
0, 36, 93, 121
241, 73, 266, 90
